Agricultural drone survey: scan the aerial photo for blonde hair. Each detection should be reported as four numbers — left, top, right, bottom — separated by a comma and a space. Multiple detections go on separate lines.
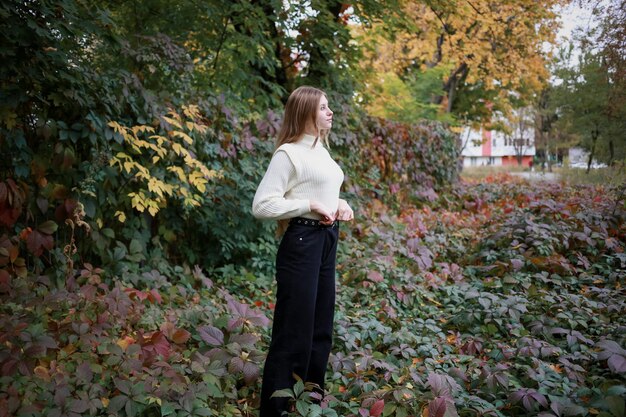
276, 86, 330, 149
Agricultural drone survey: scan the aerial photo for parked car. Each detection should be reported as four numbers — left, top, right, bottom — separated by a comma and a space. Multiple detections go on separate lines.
569, 161, 608, 169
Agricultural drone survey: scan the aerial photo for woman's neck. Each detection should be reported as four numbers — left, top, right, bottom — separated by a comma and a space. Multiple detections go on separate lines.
303, 122, 318, 137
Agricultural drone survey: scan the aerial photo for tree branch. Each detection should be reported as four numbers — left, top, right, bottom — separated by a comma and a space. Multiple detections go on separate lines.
465, 0, 484, 15
211, 16, 230, 72
428, 5, 453, 35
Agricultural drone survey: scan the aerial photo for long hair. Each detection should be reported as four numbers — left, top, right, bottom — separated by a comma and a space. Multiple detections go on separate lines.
275, 86, 329, 236
276, 86, 329, 149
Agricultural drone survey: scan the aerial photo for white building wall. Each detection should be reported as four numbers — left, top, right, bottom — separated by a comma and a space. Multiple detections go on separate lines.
489, 130, 535, 157
462, 156, 502, 167
459, 128, 485, 157
461, 127, 536, 164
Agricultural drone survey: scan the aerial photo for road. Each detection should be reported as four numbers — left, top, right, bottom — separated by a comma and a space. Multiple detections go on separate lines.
510, 171, 559, 181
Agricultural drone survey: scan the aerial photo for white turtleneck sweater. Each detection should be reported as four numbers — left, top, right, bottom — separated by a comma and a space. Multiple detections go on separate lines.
252, 134, 344, 220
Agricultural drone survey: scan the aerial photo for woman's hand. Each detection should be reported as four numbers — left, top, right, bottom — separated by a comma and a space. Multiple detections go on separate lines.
309, 200, 336, 225
336, 199, 354, 221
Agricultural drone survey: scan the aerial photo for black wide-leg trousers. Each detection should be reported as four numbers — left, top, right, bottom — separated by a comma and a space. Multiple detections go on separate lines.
260, 221, 339, 417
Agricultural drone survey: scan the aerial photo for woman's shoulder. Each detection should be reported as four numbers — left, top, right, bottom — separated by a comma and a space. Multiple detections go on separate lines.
274, 142, 303, 157
275, 142, 295, 152
271, 145, 298, 164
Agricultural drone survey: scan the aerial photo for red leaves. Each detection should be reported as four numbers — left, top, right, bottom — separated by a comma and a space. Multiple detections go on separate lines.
223, 291, 270, 330
76, 362, 93, 383
359, 398, 385, 417
1, 235, 25, 277
228, 356, 259, 385
18, 221, 58, 257
253, 299, 276, 310
139, 331, 171, 363
0, 179, 25, 227
510, 258, 524, 271
0, 235, 19, 266
369, 399, 384, 417
427, 372, 461, 397
26, 229, 53, 257
54, 199, 79, 222
124, 288, 162, 304
459, 338, 483, 356
0, 269, 10, 293
170, 328, 191, 344
161, 322, 191, 344
367, 271, 384, 283
405, 237, 433, 271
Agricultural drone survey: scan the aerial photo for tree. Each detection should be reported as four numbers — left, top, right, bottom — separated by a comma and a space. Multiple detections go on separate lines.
93, 0, 289, 109
503, 107, 535, 166
357, 0, 567, 124
363, 68, 454, 124
549, 0, 626, 170
552, 47, 623, 171
89, 0, 409, 109
534, 87, 569, 172
597, 0, 626, 164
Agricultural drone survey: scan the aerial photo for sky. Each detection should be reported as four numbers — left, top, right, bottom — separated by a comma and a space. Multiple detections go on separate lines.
548, 1, 605, 71
555, 1, 605, 44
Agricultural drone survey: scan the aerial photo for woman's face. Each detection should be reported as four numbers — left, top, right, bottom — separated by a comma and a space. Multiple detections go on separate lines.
316, 95, 333, 130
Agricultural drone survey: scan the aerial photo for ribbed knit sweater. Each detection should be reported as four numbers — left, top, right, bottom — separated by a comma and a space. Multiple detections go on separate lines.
252, 134, 344, 220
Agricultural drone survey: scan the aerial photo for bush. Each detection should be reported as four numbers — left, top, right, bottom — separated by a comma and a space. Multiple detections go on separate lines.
4, 176, 625, 417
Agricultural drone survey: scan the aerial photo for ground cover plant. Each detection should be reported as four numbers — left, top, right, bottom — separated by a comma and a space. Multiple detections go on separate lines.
2, 1, 624, 415
320, 175, 626, 417
1, 174, 624, 417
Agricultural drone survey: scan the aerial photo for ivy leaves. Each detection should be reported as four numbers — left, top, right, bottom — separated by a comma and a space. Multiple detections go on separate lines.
597, 340, 626, 374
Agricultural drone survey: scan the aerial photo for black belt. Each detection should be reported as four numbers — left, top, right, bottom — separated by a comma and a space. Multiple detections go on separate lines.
290, 217, 337, 228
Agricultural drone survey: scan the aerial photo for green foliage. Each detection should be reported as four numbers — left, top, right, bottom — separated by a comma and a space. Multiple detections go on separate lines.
0, 0, 461, 277
366, 69, 455, 124
551, 46, 626, 165
2, 1, 623, 416
108, 106, 220, 218
0, 267, 269, 416
336, 115, 460, 210
318, 176, 626, 416
3, 176, 625, 416
558, 166, 626, 187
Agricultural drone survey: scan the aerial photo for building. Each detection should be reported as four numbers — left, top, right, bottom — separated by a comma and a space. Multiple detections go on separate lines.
461, 128, 535, 168
461, 108, 536, 168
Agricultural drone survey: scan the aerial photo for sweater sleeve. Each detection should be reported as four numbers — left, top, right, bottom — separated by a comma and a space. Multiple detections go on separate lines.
252, 150, 311, 220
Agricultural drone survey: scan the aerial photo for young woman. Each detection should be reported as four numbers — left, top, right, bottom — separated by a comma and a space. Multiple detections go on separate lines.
252, 86, 354, 417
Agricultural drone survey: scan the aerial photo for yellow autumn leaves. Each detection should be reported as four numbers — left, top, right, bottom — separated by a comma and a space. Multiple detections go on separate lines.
357, 0, 567, 120
108, 105, 220, 220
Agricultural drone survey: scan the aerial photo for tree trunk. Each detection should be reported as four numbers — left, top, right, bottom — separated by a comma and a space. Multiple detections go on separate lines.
548, 154, 553, 172
536, 128, 544, 171
541, 135, 548, 172
586, 124, 599, 174
544, 122, 552, 172
233, 0, 289, 99
256, 0, 290, 99
427, 33, 445, 69
302, 2, 344, 90
442, 63, 468, 112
